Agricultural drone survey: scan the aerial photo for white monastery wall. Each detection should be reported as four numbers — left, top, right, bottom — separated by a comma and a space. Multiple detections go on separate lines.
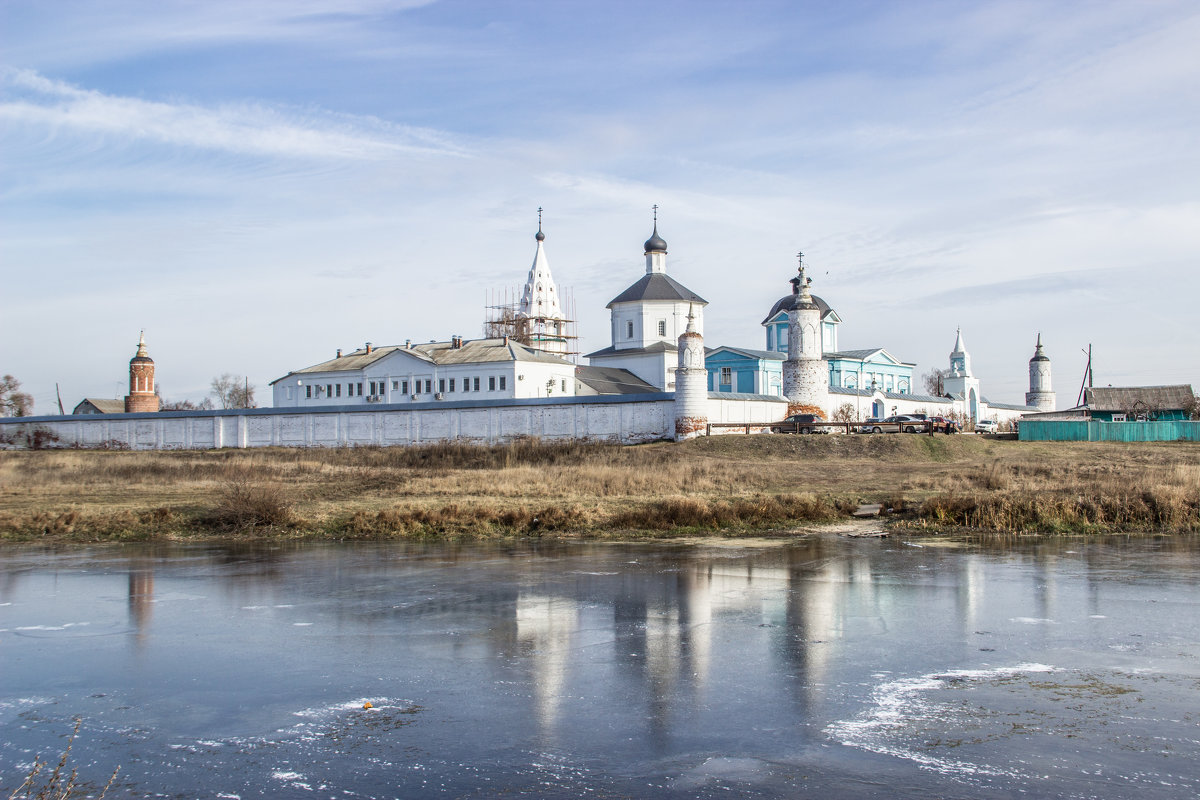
2, 396, 676, 450
705, 395, 787, 424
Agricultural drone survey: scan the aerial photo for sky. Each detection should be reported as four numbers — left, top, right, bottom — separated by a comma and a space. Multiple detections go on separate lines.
2, 0, 1198, 411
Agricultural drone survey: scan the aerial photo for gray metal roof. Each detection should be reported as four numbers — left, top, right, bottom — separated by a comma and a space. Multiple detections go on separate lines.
585, 341, 678, 359
274, 338, 572, 384
575, 366, 659, 395
1084, 384, 1195, 412
827, 386, 952, 404
707, 391, 787, 402
986, 401, 1037, 411
607, 273, 707, 307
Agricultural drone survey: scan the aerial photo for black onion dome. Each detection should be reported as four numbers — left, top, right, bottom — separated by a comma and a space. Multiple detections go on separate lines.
643, 224, 667, 253
535, 227, 545, 242
761, 293, 832, 325
1030, 351, 1049, 362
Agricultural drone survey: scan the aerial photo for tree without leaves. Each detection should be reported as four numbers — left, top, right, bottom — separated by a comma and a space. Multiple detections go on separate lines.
160, 397, 215, 411
1, 374, 34, 417
210, 374, 256, 409
831, 403, 856, 423
922, 368, 948, 397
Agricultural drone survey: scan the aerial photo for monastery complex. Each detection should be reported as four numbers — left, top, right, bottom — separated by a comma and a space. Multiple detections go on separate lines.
8, 212, 1066, 450
266, 215, 1049, 430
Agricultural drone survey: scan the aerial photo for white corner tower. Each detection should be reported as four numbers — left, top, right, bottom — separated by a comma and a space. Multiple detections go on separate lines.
782, 254, 829, 413
1025, 333, 1055, 411
674, 304, 708, 440
943, 327, 981, 421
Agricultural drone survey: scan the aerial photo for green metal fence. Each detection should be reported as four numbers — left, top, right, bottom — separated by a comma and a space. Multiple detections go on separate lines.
1019, 419, 1200, 442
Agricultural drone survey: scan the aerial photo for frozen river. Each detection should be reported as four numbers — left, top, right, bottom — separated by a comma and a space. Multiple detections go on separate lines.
2, 535, 1199, 798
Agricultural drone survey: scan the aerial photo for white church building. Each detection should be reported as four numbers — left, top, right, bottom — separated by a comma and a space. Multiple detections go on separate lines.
584, 215, 708, 391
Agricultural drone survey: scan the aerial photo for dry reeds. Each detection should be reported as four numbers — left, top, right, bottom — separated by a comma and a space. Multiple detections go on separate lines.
10, 718, 119, 800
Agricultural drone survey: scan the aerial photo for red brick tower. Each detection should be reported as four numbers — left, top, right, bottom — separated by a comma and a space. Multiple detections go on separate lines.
124, 331, 160, 413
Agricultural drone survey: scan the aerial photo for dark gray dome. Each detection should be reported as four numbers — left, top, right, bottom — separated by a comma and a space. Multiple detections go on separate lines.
762, 293, 832, 325
535, 226, 545, 242
643, 224, 667, 253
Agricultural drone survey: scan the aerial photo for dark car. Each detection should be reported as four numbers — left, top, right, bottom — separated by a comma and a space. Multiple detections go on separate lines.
929, 416, 960, 434
771, 413, 826, 434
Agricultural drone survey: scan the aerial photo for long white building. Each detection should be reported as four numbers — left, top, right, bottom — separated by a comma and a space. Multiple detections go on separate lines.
271, 337, 580, 408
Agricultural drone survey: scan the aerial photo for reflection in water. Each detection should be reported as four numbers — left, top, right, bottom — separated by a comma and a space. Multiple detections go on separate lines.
516, 593, 577, 736
128, 562, 154, 646
1, 535, 1198, 799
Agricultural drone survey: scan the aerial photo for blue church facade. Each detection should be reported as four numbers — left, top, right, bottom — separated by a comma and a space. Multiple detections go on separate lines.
706, 288, 917, 399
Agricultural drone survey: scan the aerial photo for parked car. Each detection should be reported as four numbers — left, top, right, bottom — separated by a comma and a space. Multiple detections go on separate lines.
974, 419, 998, 434
856, 417, 884, 433
929, 416, 960, 434
882, 414, 927, 433
771, 413, 827, 434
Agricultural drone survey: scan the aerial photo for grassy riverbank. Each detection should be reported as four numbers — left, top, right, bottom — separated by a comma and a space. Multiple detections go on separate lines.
2, 436, 1198, 541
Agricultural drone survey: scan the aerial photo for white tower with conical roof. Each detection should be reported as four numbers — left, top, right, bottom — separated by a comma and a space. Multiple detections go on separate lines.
943, 327, 981, 421
516, 209, 569, 355
1025, 333, 1055, 411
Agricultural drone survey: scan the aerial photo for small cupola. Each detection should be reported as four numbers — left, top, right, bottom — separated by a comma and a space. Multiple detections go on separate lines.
643, 204, 668, 274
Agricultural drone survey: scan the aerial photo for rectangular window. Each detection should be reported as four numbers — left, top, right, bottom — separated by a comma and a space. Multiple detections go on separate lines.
626, 320, 634, 339
488, 376, 496, 391
474, 377, 480, 391
369, 381, 376, 395
326, 384, 333, 397
392, 380, 399, 391
439, 379, 446, 393
336, 384, 342, 397
657, 320, 666, 336
358, 383, 364, 396
561, 379, 566, 392
499, 376, 506, 391
305, 385, 312, 399
720, 367, 732, 385
424, 379, 432, 394
401, 380, 408, 394
449, 378, 456, 392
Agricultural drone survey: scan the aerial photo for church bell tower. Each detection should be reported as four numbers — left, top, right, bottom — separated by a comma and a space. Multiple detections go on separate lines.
124, 331, 160, 413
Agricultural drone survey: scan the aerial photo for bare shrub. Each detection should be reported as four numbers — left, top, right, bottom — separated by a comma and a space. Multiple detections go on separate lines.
208, 481, 292, 529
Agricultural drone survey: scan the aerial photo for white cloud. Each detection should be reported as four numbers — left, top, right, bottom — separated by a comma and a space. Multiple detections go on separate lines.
0, 68, 469, 161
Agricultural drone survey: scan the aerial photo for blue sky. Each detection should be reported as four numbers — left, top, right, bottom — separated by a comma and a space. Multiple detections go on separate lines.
2, 0, 1197, 410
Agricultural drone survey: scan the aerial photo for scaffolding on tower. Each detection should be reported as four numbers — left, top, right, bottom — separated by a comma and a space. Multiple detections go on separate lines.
484, 287, 579, 361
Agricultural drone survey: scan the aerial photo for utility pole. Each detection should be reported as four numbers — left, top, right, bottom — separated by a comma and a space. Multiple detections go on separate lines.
1077, 344, 1093, 407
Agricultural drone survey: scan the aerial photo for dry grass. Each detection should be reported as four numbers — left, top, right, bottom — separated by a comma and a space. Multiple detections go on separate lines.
1, 436, 1198, 539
